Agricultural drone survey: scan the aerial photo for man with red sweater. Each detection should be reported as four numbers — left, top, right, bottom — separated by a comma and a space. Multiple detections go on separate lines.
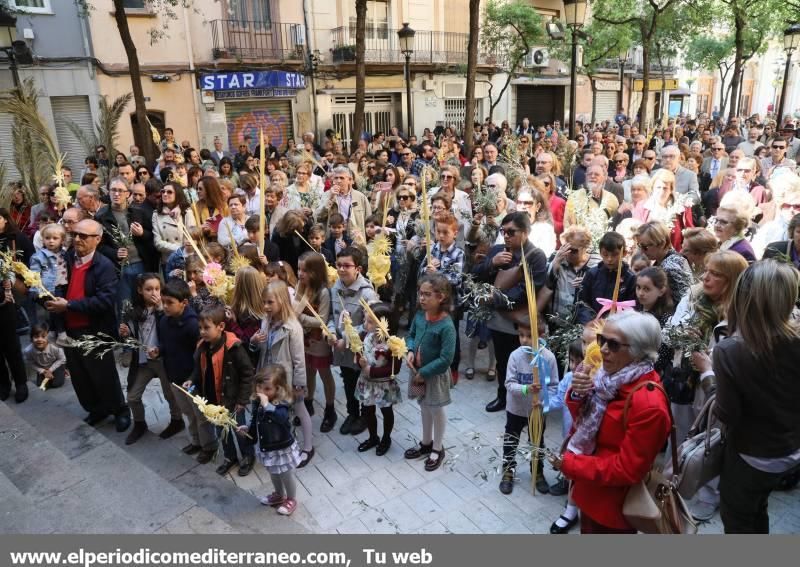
45, 220, 131, 432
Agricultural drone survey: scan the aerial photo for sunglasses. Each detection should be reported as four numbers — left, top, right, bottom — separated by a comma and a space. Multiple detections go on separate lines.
516, 200, 534, 206
712, 147, 725, 151
773, 145, 787, 150
781, 203, 800, 211
440, 174, 454, 179
597, 334, 630, 353
398, 195, 412, 201
161, 189, 175, 194
501, 228, 519, 236
614, 160, 626, 164
73, 232, 100, 240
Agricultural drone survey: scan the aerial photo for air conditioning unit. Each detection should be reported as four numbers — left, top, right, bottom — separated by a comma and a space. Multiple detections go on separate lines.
524, 47, 549, 68
291, 24, 306, 45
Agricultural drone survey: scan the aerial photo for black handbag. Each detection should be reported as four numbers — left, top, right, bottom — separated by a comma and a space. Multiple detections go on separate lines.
661, 357, 697, 405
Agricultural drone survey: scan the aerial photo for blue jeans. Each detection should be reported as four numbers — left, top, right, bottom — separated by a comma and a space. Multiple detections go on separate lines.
118, 261, 145, 313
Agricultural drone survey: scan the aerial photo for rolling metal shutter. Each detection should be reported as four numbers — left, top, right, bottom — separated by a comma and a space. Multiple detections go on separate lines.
51, 96, 94, 175
0, 112, 18, 180
515, 85, 564, 128
224, 99, 294, 153
594, 90, 617, 122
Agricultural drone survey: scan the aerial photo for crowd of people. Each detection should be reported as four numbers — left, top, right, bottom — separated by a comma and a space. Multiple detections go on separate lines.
1, 110, 799, 533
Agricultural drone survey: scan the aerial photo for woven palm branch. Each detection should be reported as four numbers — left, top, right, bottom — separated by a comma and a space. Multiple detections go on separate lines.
0, 78, 61, 202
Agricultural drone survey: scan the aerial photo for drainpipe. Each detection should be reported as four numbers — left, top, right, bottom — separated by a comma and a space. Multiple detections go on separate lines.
303, 0, 319, 140
183, 5, 204, 147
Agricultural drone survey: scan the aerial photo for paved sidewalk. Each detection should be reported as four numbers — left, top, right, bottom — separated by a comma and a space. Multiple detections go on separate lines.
2, 337, 799, 534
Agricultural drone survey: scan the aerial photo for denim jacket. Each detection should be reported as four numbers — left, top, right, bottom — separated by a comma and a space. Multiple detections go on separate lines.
29, 248, 64, 295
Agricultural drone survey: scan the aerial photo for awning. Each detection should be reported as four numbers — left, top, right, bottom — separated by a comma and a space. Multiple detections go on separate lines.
511, 76, 573, 86
670, 88, 691, 96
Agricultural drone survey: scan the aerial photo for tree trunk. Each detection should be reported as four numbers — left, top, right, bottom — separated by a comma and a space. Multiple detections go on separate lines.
111, 0, 155, 165
351, 0, 367, 154
639, 40, 650, 129
462, 0, 480, 156
590, 75, 597, 126
657, 44, 666, 124
728, 9, 745, 120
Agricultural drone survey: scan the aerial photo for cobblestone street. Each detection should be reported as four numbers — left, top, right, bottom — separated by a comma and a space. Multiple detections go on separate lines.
2, 335, 799, 535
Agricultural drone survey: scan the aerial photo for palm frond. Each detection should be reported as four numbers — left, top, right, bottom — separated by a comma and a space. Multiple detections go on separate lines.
0, 163, 8, 208
64, 119, 98, 158
98, 92, 133, 156
0, 77, 61, 200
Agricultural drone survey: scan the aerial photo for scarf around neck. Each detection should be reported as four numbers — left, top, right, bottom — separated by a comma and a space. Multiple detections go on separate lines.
567, 360, 653, 456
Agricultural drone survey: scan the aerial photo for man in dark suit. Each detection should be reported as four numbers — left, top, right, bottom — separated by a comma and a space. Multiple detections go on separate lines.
95, 176, 158, 310
45, 219, 130, 432
625, 135, 647, 173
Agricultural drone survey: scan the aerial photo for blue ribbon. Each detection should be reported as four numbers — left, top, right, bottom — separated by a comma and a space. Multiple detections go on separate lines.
521, 338, 551, 412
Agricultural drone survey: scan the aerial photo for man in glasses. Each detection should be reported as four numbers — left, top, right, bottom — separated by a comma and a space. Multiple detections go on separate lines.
411, 141, 438, 177
533, 150, 567, 197
95, 177, 158, 309
625, 135, 647, 171
760, 136, 797, 180
701, 143, 728, 185
779, 126, 800, 161
660, 146, 700, 204
564, 164, 619, 230
45, 219, 131, 433
732, 157, 766, 204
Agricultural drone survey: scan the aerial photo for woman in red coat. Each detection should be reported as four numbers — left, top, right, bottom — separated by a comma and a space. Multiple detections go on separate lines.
550, 311, 671, 533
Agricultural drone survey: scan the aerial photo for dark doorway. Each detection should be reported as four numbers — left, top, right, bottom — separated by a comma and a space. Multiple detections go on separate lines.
515, 85, 565, 128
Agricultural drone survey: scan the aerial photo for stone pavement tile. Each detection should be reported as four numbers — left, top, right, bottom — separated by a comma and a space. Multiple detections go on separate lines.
441, 470, 485, 501
158, 505, 238, 534
478, 488, 532, 526
48, 479, 147, 534
418, 520, 450, 534
362, 496, 424, 533
295, 463, 333, 496
313, 435, 344, 462
350, 477, 387, 508
228, 464, 266, 492
420, 478, 464, 513
336, 516, 370, 534
774, 511, 800, 534
315, 457, 352, 488
401, 487, 444, 520
111, 432, 199, 482
367, 466, 408, 500
457, 499, 507, 533
439, 509, 483, 534
322, 485, 362, 520
389, 459, 428, 489
290, 502, 324, 533
335, 450, 375, 478
302, 492, 345, 529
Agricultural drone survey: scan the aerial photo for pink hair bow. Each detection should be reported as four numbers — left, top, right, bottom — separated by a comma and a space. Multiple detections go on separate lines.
594, 298, 636, 320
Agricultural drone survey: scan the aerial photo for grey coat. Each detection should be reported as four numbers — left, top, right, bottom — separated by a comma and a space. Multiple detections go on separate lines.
256, 317, 307, 388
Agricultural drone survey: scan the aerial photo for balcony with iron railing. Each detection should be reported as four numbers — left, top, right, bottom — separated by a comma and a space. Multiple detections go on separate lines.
329, 27, 503, 66
210, 20, 306, 61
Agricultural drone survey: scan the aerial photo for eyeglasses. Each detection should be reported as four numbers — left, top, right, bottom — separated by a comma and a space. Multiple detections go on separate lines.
781, 203, 800, 211
712, 147, 725, 151
714, 218, 731, 227
161, 189, 175, 194
638, 242, 655, 251
644, 156, 656, 160
597, 334, 630, 353
772, 145, 787, 150
110, 188, 129, 195
401, 153, 413, 157
440, 174, 454, 179
736, 168, 752, 174
614, 160, 626, 164
398, 195, 412, 201
500, 227, 519, 236
516, 200, 534, 206
73, 232, 100, 240
336, 263, 356, 270
633, 141, 644, 145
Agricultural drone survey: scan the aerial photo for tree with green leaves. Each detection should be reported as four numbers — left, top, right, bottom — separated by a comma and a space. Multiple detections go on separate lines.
684, 35, 736, 116
480, 0, 545, 122
592, 0, 683, 129
686, 0, 790, 119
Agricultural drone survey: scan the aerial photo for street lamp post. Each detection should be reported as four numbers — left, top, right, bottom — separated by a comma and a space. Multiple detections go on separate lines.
617, 47, 628, 114
398, 23, 416, 138
564, 0, 587, 137
777, 23, 800, 127
0, 9, 19, 87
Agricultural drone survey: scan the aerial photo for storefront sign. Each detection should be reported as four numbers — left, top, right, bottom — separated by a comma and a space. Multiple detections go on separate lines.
201, 71, 306, 91
594, 79, 621, 91
215, 88, 297, 100
633, 78, 678, 92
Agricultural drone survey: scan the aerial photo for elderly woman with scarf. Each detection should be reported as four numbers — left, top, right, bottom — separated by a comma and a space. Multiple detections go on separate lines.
549, 311, 671, 533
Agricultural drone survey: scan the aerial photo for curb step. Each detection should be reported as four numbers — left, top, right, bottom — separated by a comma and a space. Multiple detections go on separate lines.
0, 382, 307, 534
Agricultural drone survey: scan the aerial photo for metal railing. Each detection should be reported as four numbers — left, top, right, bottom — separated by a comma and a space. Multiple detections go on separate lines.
210, 20, 306, 61
329, 27, 501, 66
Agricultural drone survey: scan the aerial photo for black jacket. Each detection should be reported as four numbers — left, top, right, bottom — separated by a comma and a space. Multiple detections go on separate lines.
64, 249, 119, 335
472, 241, 547, 308
95, 205, 159, 272
247, 400, 294, 452
190, 333, 254, 411
158, 305, 200, 383
577, 260, 637, 324
0, 231, 35, 266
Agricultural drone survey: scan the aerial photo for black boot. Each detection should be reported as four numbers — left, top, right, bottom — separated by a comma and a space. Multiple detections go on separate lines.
320, 405, 337, 433
125, 421, 148, 445
14, 381, 28, 403
304, 398, 315, 417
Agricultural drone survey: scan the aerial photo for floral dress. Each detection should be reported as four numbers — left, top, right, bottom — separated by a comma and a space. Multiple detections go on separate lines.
356, 332, 402, 408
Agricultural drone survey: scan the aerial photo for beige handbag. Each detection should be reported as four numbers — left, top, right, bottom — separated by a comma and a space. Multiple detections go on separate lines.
621, 381, 698, 534
663, 395, 724, 500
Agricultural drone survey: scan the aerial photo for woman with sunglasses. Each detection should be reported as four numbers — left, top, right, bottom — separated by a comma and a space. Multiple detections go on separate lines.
429, 166, 472, 229
536, 173, 566, 237
663, 250, 748, 522
548, 310, 671, 533
135, 166, 152, 184
152, 180, 196, 272
386, 182, 420, 317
